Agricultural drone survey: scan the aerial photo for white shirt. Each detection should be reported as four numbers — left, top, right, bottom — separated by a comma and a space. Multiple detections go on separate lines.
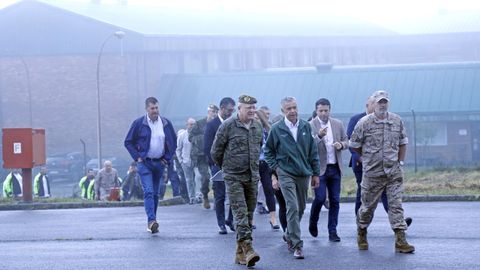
176, 130, 192, 166
317, 116, 337, 164
284, 117, 299, 142
218, 114, 225, 123
146, 114, 165, 158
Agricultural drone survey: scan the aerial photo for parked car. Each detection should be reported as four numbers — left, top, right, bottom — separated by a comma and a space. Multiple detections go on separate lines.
46, 152, 89, 181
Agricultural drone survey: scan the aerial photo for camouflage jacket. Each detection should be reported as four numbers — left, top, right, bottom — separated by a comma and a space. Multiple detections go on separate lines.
189, 117, 207, 159
349, 112, 408, 177
210, 115, 263, 177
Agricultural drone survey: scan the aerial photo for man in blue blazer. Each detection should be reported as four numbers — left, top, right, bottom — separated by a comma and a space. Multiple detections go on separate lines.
124, 97, 177, 234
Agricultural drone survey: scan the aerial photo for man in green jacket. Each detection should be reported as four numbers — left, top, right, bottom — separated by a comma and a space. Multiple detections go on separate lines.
34, 167, 51, 198
2, 170, 22, 198
264, 96, 320, 259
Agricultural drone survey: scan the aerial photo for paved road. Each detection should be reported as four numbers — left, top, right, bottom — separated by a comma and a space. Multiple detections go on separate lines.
1, 202, 479, 270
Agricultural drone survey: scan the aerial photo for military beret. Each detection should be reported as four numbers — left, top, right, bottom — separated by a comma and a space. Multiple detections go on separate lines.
238, 94, 257, 104
207, 104, 219, 111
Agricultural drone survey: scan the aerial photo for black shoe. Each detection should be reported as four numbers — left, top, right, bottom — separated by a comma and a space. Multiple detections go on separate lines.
309, 223, 318, 238
251, 224, 257, 230
218, 225, 227, 235
225, 220, 235, 232
329, 232, 341, 242
270, 221, 280, 230
405, 217, 413, 227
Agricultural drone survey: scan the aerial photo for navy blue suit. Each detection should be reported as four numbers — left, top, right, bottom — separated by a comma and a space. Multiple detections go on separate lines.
204, 116, 233, 228
347, 112, 388, 215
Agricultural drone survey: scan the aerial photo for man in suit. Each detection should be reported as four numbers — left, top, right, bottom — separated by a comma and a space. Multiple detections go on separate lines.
124, 97, 177, 234
204, 97, 235, 235
308, 98, 348, 242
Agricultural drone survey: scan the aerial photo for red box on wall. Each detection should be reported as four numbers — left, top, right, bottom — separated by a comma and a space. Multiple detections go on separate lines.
2, 128, 46, 169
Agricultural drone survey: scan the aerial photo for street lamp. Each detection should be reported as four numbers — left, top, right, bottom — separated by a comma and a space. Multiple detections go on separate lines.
96, 31, 125, 170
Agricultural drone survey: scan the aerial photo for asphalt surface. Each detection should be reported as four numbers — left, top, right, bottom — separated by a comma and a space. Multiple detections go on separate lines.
1, 202, 479, 270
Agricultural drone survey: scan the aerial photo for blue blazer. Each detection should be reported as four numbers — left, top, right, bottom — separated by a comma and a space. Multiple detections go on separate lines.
124, 115, 177, 163
204, 116, 222, 166
347, 112, 366, 173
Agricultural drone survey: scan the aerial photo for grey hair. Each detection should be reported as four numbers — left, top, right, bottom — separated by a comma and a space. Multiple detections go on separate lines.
281, 97, 297, 107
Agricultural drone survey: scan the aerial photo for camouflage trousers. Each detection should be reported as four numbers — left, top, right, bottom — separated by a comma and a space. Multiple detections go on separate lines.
224, 173, 258, 245
191, 156, 211, 198
357, 171, 407, 230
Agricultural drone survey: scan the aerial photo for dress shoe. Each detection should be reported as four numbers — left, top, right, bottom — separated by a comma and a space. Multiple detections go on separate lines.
225, 220, 235, 232
251, 224, 256, 230
329, 232, 341, 242
147, 220, 159, 234
218, 225, 227, 234
405, 217, 413, 227
293, 247, 304, 259
309, 222, 318, 237
270, 221, 280, 230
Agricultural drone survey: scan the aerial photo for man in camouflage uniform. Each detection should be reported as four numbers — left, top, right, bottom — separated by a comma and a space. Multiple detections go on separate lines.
349, 90, 415, 253
189, 104, 218, 209
211, 95, 263, 268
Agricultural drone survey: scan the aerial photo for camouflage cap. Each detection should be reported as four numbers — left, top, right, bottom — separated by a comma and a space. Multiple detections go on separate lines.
207, 104, 219, 111
238, 94, 257, 104
372, 90, 390, 103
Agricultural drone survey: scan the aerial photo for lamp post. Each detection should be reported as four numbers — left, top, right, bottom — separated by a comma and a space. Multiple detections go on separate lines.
411, 109, 418, 173
96, 31, 125, 170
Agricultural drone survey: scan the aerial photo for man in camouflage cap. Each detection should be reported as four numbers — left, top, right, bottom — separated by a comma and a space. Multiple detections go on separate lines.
211, 94, 263, 267
349, 90, 415, 253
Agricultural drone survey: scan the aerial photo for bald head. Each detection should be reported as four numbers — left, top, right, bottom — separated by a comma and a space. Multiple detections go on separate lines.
366, 96, 375, 114
104, 160, 112, 172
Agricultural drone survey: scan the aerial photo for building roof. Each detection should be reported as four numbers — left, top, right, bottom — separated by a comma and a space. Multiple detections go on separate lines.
157, 62, 480, 119
3, 0, 396, 37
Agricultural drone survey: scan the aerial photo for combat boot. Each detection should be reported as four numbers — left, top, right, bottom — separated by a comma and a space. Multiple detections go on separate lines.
234, 243, 246, 265
203, 194, 211, 209
242, 241, 260, 267
394, 229, 415, 253
357, 227, 368, 250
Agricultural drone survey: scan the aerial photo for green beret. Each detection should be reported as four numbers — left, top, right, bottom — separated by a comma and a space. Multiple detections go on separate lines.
238, 94, 257, 104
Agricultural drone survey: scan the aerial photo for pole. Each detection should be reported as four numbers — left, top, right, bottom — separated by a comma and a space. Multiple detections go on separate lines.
80, 139, 87, 175
21, 168, 33, 202
96, 31, 125, 171
411, 109, 418, 173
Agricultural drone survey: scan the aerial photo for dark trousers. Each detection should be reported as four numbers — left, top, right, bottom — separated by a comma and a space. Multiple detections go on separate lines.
310, 164, 341, 234
274, 188, 287, 232
158, 161, 181, 199
259, 160, 276, 212
354, 170, 388, 215
211, 165, 233, 227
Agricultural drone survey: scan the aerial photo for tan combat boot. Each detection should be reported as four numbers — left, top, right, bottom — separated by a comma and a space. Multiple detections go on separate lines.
394, 229, 415, 253
203, 195, 211, 209
242, 241, 260, 267
234, 243, 246, 265
357, 227, 369, 250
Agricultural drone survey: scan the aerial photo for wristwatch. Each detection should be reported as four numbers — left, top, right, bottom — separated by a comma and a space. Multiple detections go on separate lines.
399, 161, 405, 166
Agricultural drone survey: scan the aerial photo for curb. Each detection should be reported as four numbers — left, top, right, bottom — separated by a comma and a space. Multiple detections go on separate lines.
0, 196, 186, 211
1, 195, 479, 211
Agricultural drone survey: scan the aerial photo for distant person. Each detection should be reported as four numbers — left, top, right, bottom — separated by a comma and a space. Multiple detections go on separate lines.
79, 169, 96, 200
177, 118, 199, 204
255, 109, 280, 230
308, 98, 348, 242
94, 160, 120, 201
189, 104, 218, 209
158, 159, 182, 200
122, 162, 143, 201
211, 94, 263, 267
34, 166, 51, 198
350, 90, 414, 253
2, 169, 22, 198
204, 97, 235, 234
124, 97, 177, 234
264, 96, 320, 259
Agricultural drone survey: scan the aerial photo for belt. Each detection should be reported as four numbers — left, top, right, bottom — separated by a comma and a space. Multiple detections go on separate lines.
145, 157, 162, 162
327, 163, 338, 167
